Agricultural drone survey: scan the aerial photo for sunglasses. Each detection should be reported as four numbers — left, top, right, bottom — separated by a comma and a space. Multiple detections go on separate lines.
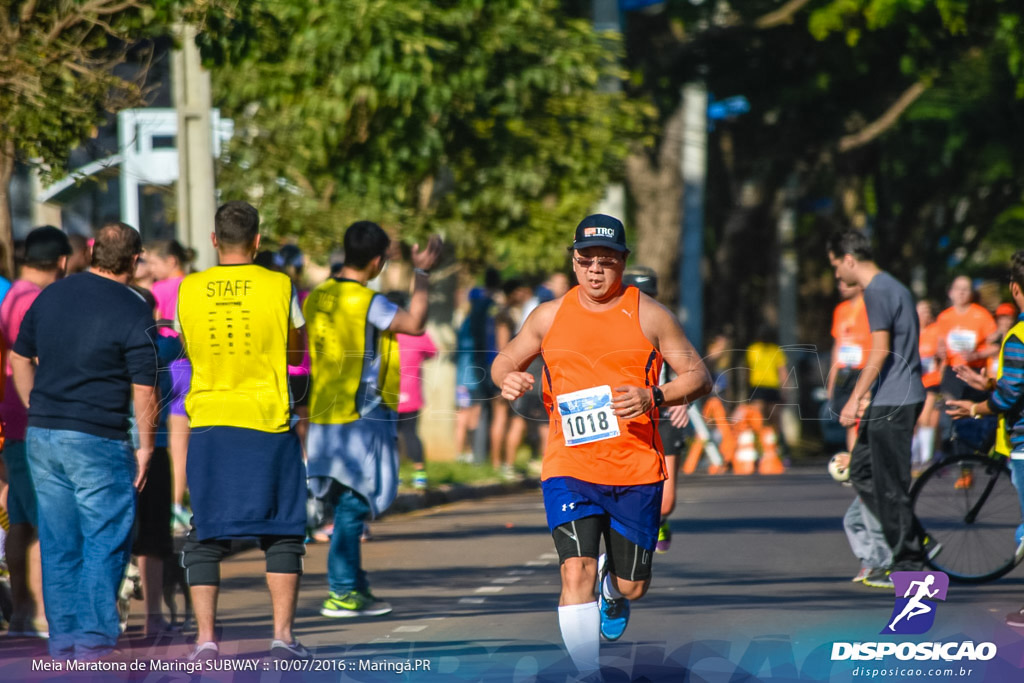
573, 255, 621, 269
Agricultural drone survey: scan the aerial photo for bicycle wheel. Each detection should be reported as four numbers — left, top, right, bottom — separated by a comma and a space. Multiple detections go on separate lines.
911, 453, 1021, 583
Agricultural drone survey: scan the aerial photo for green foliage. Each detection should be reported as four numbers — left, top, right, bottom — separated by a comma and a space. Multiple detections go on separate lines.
0, 0, 247, 181
213, 0, 648, 270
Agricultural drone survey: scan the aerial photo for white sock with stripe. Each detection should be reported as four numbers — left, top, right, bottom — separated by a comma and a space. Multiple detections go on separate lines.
601, 572, 623, 600
558, 601, 600, 675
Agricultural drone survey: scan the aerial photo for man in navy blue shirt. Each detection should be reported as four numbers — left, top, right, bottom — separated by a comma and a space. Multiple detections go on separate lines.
10, 221, 158, 661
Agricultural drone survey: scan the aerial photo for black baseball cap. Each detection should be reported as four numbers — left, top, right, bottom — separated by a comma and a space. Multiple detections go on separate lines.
571, 214, 628, 253
24, 226, 72, 264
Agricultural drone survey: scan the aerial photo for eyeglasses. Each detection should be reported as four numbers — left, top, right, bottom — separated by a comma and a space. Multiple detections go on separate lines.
573, 256, 621, 269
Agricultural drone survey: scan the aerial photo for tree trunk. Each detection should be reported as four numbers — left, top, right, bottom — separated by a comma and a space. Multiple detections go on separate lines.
0, 138, 16, 279
625, 103, 684, 306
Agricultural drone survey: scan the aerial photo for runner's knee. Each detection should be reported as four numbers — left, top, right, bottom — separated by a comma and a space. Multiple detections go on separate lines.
262, 535, 306, 574
182, 539, 230, 586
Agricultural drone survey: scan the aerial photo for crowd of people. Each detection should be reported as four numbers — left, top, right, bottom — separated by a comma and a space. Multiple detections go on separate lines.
826, 231, 1024, 626
0, 207, 1023, 678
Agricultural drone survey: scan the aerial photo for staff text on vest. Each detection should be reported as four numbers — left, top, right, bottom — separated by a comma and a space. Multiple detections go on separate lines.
207, 280, 253, 297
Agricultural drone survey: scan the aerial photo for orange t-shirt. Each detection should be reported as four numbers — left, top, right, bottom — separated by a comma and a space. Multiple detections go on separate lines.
831, 296, 871, 370
541, 286, 665, 485
919, 322, 942, 389
935, 304, 996, 369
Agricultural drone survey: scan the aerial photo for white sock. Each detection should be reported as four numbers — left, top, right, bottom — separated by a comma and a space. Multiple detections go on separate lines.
917, 426, 935, 466
558, 602, 600, 675
601, 573, 623, 600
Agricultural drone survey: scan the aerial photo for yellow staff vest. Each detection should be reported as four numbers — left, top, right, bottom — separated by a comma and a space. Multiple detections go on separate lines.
304, 279, 401, 425
995, 320, 1024, 456
178, 264, 294, 433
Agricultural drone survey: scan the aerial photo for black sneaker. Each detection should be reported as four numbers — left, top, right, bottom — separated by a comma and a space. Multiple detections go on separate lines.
270, 639, 311, 660
862, 568, 893, 589
1006, 607, 1024, 628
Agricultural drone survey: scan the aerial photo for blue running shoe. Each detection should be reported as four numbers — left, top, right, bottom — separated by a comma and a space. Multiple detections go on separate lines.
599, 594, 630, 641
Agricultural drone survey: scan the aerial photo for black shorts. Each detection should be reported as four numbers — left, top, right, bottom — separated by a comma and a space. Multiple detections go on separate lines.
133, 447, 173, 557
750, 386, 781, 404
657, 409, 689, 456
940, 366, 989, 402
289, 373, 310, 409
551, 516, 653, 582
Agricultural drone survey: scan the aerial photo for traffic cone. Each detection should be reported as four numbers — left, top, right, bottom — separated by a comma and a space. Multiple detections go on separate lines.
733, 429, 758, 475
758, 427, 786, 475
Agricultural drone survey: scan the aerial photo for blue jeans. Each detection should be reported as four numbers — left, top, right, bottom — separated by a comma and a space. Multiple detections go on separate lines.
325, 485, 371, 595
26, 428, 136, 660
1010, 455, 1024, 545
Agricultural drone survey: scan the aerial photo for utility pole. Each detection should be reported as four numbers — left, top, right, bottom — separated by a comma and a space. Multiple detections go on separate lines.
172, 24, 217, 270
678, 83, 708, 352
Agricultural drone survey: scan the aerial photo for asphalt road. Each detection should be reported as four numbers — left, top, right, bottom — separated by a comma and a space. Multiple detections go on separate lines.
3, 468, 1024, 682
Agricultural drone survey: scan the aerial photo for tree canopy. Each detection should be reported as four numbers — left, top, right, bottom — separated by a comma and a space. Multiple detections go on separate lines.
0, 0, 254, 272
212, 0, 649, 272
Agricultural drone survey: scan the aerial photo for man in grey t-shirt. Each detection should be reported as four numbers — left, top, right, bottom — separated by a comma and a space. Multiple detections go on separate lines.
828, 229, 927, 583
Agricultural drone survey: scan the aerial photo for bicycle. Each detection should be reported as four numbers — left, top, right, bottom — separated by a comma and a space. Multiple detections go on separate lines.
911, 451, 1024, 583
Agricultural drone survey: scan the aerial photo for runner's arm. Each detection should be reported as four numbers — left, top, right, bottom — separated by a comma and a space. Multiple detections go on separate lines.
388, 236, 443, 336
132, 383, 158, 491
9, 350, 34, 408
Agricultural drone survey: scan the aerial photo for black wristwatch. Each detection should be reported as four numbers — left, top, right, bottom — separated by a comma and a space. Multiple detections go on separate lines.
651, 386, 665, 408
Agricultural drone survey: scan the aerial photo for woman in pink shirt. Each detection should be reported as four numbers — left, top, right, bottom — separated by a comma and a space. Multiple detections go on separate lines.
388, 292, 438, 489
145, 240, 194, 531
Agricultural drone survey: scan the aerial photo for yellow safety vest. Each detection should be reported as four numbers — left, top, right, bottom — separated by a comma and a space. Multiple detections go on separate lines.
178, 264, 294, 433
995, 320, 1024, 456
304, 279, 400, 425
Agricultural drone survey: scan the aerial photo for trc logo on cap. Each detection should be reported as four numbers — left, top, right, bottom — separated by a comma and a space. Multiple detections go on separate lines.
882, 571, 949, 635
583, 227, 616, 239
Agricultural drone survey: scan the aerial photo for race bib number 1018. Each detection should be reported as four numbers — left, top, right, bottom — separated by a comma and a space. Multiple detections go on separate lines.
557, 385, 620, 447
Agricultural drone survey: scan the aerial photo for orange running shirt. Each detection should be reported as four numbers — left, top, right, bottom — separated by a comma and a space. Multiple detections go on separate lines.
919, 322, 942, 389
540, 286, 665, 486
831, 296, 871, 370
935, 304, 996, 369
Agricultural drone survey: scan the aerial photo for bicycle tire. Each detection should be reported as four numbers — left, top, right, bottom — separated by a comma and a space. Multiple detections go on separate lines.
911, 453, 1021, 583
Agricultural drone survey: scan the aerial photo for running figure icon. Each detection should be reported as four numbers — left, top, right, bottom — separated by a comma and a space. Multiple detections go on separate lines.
888, 575, 938, 631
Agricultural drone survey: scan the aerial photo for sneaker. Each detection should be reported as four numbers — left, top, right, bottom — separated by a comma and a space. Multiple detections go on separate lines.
599, 594, 630, 641
310, 523, 333, 544
320, 590, 392, 618
172, 504, 192, 535
954, 471, 973, 490
596, 554, 630, 640
270, 639, 311, 660
412, 471, 428, 490
1006, 606, 1024, 628
922, 535, 943, 562
6, 619, 49, 638
862, 568, 894, 589
187, 641, 219, 663
656, 521, 672, 554
851, 567, 871, 582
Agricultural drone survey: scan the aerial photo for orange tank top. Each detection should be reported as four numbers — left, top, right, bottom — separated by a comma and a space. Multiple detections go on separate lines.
540, 286, 665, 485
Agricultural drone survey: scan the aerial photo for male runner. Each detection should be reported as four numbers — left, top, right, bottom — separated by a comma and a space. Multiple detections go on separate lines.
177, 201, 309, 661
492, 214, 710, 679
